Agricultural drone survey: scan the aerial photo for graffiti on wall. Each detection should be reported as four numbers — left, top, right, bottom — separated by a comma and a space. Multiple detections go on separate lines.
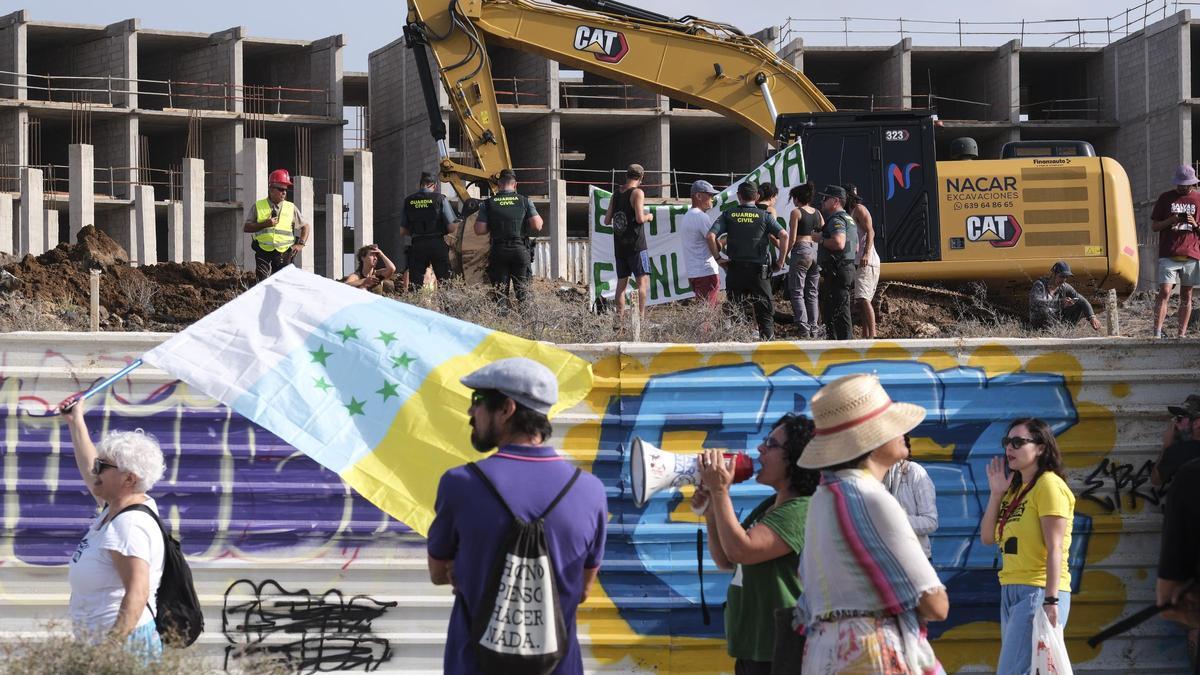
222, 579, 397, 673
0, 340, 1176, 673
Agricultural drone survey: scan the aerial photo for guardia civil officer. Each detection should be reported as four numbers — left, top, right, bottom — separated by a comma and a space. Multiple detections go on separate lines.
706, 181, 789, 340
399, 171, 459, 290
817, 185, 859, 340
474, 169, 543, 303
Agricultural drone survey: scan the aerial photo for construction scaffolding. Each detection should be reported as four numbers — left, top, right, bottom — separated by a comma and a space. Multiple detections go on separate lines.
775, 0, 1191, 48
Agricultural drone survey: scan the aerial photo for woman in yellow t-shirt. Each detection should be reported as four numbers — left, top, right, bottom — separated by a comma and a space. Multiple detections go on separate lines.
980, 417, 1075, 675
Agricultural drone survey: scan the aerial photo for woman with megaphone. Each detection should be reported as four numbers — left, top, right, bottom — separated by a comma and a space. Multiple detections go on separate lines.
692, 414, 820, 675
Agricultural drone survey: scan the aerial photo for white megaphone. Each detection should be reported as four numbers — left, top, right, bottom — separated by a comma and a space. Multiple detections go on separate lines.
630, 436, 753, 508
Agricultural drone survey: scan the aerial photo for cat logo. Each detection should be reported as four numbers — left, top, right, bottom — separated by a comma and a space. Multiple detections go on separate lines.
966, 214, 1022, 248
573, 26, 629, 63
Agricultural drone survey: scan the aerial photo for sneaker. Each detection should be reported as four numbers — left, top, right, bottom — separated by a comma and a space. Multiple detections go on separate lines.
1154, 330, 1163, 339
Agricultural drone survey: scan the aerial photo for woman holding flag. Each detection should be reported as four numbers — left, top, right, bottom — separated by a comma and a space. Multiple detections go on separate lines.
59, 399, 166, 660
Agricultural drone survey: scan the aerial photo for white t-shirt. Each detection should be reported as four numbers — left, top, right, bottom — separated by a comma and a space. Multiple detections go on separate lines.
67, 497, 164, 640
680, 207, 720, 278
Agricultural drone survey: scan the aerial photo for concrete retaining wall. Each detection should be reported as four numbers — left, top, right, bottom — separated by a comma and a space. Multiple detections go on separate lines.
0, 332, 1194, 672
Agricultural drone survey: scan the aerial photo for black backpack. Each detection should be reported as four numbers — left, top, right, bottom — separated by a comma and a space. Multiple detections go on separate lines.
467, 463, 580, 675
115, 503, 204, 647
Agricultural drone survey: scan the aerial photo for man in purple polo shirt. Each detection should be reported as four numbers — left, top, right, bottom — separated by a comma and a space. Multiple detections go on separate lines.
427, 357, 608, 674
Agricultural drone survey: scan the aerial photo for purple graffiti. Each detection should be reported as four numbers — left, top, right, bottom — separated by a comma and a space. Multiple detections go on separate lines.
4, 393, 414, 565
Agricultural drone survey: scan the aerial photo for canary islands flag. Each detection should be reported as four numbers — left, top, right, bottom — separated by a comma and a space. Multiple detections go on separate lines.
141, 266, 593, 535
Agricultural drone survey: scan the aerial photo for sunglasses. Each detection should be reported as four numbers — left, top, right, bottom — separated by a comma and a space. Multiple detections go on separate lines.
1175, 414, 1196, 422
270, 186, 288, 192
470, 391, 487, 407
761, 436, 786, 451
1001, 436, 1037, 449
92, 457, 119, 475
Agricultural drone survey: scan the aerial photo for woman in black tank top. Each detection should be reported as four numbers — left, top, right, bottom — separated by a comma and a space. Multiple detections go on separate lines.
786, 182, 823, 337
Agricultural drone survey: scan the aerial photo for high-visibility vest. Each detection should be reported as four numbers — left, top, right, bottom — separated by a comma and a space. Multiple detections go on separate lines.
253, 199, 296, 252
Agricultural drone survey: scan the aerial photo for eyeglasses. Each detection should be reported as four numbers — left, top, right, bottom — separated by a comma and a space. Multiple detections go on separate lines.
270, 186, 288, 193
1001, 436, 1037, 448
92, 458, 119, 475
761, 436, 786, 451
1175, 414, 1196, 423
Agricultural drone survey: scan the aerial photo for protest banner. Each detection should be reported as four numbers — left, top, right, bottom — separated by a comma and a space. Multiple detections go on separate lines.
588, 143, 807, 305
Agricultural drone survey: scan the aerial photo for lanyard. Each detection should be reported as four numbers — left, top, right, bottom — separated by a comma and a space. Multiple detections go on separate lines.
997, 478, 1038, 542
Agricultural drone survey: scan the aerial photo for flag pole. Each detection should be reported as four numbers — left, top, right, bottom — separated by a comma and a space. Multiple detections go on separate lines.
58, 359, 144, 413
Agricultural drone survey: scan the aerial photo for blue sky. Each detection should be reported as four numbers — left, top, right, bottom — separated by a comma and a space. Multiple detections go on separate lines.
14, 0, 1170, 71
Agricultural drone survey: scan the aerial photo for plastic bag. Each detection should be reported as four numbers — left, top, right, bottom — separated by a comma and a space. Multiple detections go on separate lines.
1032, 606, 1073, 675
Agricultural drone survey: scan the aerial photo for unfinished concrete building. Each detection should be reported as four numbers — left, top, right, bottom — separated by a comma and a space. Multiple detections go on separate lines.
0, 9, 371, 280
372, 10, 1200, 289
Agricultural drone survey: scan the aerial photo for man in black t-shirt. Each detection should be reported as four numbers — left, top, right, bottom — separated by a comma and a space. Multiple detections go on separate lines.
603, 164, 653, 329
1153, 394, 1200, 495
475, 169, 542, 304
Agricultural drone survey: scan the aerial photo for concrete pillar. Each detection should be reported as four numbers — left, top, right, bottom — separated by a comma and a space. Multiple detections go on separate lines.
293, 175, 315, 273
0, 193, 12, 253
181, 157, 205, 262
353, 150, 373, 250
43, 209, 59, 249
549, 178, 568, 280
104, 19, 138, 109
546, 59, 561, 111
19, 167, 43, 255
324, 193, 344, 280
239, 137, 267, 272
992, 40, 1021, 123
0, 11, 29, 101
167, 201, 183, 262
69, 143, 95, 243
134, 185, 156, 265
781, 37, 804, 70
883, 38, 912, 111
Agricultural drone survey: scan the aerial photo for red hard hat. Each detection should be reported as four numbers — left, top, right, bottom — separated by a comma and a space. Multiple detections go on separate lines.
268, 169, 293, 187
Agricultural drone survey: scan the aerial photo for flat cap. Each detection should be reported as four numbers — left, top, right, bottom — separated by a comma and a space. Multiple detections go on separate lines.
461, 357, 558, 416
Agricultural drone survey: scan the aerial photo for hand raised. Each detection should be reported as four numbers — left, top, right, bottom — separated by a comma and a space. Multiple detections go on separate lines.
986, 456, 1010, 497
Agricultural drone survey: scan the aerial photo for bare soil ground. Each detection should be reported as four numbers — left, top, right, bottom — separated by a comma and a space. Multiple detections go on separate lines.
1, 230, 1188, 340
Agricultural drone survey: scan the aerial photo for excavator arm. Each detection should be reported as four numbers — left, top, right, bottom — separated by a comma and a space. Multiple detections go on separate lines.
405, 0, 834, 199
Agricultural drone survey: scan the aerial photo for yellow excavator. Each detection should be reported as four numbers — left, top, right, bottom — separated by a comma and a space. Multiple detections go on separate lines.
404, 0, 1139, 296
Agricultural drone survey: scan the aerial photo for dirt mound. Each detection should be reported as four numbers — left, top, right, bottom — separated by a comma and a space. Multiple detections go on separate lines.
1, 228, 253, 332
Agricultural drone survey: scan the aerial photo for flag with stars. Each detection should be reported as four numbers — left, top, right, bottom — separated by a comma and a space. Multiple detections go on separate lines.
141, 266, 593, 535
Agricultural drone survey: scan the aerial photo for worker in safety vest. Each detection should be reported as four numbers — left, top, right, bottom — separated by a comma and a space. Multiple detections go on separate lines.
243, 169, 310, 282
399, 171, 459, 290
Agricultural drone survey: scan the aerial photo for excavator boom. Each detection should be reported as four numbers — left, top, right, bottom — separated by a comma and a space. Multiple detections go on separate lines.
406, 0, 833, 196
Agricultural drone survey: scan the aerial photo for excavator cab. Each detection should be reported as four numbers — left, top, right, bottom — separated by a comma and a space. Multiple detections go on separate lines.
775, 110, 942, 264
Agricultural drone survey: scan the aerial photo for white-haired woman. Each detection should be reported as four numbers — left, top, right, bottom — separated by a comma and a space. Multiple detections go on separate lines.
60, 398, 166, 659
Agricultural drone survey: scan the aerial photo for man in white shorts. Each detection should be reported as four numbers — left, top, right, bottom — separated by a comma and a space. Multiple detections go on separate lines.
846, 184, 880, 339
1149, 165, 1200, 338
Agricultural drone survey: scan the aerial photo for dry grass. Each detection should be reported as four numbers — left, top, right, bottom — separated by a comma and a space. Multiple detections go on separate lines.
401, 278, 759, 343
0, 291, 89, 332
0, 628, 288, 675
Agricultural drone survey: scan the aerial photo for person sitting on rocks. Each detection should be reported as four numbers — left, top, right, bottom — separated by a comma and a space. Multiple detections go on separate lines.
1028, 261, 1101, 332
343, 244, 396, 294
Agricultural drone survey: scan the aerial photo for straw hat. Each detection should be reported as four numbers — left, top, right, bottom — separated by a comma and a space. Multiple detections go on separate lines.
797, 374, 927, 469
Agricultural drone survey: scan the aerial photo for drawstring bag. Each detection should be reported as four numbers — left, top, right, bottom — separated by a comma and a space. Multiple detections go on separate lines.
467, 463, 580, 675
